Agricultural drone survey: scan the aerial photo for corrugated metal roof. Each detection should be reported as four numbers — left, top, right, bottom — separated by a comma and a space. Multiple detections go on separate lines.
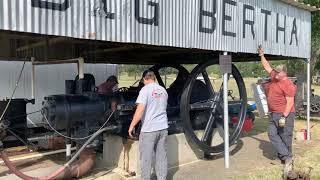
279, 0, 320, 12
0, 0, 313, 59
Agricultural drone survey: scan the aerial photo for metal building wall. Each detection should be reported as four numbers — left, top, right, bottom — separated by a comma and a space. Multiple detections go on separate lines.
0, 0, 312, 58
0, 61, 118, 127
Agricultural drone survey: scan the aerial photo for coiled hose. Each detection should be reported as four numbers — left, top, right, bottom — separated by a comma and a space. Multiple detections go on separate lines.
0, 126, 118, 180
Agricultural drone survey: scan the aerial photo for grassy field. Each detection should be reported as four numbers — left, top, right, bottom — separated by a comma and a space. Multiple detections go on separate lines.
118, 74, 258, 99
119, 73, 320, 99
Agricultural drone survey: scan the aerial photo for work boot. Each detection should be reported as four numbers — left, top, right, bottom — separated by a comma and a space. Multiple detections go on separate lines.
283, 158, 293, 179
278, 153, 285, 164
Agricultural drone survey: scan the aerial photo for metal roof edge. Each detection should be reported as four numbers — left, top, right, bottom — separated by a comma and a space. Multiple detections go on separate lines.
279, 0, 320, 12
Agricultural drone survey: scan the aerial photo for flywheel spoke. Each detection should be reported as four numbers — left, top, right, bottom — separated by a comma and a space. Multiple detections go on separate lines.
202, 70, 214, 97
189, 100, 213, 111
201, 113, 216, 143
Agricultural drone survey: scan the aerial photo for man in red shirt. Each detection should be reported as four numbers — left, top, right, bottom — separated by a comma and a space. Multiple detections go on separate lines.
97, 75, 119, 111
97, 75, 118, 94
258, 47, 297, 178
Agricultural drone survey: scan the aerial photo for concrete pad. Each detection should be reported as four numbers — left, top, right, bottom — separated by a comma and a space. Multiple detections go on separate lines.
100, 133, 205, 177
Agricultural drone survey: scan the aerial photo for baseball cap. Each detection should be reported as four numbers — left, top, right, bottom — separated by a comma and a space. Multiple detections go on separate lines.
274, 64, 287, 73
142, 70, 155, 78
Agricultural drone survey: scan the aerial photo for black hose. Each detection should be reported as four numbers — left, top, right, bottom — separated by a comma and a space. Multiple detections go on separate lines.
65, 126, 117, 167
0, 126, 118, 180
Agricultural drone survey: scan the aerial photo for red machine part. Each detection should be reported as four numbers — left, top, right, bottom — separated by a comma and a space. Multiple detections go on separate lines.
231, 116, 253, 133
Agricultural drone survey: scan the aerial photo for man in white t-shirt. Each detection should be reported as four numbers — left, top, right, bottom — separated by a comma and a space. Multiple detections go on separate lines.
128, 70, 168, 180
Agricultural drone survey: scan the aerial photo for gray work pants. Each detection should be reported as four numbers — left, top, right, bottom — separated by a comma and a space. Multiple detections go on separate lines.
139, 129, 168, 180
268, 112, 295, 161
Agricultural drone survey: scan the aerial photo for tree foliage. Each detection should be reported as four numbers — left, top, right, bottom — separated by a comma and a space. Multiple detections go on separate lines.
279, 1, 320, 75
303, 0, 320, 73
303, 0, 320, 47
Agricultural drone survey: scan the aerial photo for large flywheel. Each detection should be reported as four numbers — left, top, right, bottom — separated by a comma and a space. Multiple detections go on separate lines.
180, 60, 247, 154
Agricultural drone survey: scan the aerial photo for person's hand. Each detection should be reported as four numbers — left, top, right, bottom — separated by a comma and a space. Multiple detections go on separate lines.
128, 126, 135, 138
257, 46, 264, 57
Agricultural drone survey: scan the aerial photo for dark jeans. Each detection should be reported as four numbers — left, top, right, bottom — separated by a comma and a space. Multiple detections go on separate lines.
268, 112, 295, 161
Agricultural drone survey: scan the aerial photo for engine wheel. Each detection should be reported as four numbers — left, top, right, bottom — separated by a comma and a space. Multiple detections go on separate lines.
310, 97, 320, 113
180, 61, 247, 154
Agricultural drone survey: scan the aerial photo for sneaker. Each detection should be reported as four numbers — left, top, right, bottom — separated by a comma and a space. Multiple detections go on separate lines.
283, 158, 293, 179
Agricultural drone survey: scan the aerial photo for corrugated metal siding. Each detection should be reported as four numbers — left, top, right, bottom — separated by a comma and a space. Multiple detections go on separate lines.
0, 0, 312, 58
0, 61, 118, 126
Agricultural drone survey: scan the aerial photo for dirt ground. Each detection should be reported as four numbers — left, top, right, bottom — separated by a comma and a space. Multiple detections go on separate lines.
234, 118, 320, 180
0, 118, 319, 180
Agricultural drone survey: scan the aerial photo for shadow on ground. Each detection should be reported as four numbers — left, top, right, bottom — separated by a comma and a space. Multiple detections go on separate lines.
250, 136, 277, 160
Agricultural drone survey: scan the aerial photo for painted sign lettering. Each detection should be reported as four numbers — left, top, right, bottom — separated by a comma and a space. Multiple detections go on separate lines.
135, 0, 159, 26
30, 0, 301, 46
31, 0, 70, 11
199, 0, 216, 33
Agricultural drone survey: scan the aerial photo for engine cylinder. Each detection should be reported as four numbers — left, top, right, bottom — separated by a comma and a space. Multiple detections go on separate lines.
42, 93, 109, 130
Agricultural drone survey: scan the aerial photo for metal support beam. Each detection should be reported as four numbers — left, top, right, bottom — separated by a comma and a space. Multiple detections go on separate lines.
307, 58, 311, 140
31, 57, 35, 100
16, 37, 68, 52
78, 57, 85, 79
33, 58, 83, 65
223, 51, 230, 168
82, 46, 139, 55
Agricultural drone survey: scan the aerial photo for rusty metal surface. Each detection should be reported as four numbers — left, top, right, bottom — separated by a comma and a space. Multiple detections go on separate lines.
0, 0, 312, 58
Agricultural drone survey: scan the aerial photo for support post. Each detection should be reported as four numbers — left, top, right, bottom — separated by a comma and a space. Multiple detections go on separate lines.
307, 58, 311, 141
66, 143, 71, 160
222, 51, 230, 168
31, 57, 35, 100
78, 57, 85, 79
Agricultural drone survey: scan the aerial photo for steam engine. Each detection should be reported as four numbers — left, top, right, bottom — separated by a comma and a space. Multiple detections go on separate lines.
41, 74, 185, 145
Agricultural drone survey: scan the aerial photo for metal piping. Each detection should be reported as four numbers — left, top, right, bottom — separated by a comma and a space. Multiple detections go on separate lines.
222, 51, 230, 168
31, 57, 35, 100
54, 148, 96, 179
0, 126, 117, 180
77, 58, 84, 79
0, 148, 77, 164
307, 58, 311, 140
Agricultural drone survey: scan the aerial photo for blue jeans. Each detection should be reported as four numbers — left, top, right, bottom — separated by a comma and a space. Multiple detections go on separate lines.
268, 112, 295, 161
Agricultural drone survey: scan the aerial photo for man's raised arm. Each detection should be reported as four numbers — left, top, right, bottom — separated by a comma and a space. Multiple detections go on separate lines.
258, 47, 273, 74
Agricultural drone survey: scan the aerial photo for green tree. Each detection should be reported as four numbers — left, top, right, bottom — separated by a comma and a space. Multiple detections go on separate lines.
120, 65, 151, 79
303, 0, 320, 74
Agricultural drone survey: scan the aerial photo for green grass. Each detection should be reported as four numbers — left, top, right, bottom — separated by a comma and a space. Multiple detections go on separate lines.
118, 74, 176, 88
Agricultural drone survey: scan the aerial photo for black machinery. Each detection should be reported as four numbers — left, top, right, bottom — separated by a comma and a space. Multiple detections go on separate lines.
41, 63, 247, 154
0, 62, 248, 180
